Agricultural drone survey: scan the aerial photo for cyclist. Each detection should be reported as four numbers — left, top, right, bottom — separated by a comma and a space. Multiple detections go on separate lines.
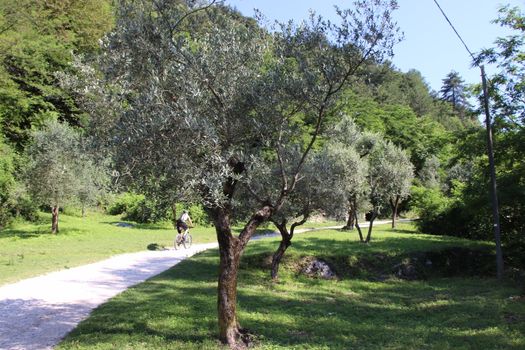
176, 210, 193, 238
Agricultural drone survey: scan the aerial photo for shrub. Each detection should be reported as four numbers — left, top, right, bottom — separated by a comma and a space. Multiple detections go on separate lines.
108, 193, 211, 225
107, 192, 145, 215
123, 198, 169, 223
171, 203, 211, 227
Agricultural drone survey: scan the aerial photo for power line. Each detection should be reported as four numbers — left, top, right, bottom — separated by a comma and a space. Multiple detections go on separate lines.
432, 0, 477, 63
431, 0, 504, 279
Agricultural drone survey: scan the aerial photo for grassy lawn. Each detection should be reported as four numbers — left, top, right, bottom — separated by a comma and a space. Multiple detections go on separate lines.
0, 211, 218, 286
57, 224, 525, 349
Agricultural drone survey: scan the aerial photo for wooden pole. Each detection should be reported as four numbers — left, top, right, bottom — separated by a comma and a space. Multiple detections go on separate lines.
480, 65, 504, 280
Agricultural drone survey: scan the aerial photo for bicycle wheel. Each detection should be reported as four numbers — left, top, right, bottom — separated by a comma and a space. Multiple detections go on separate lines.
174, 234, 182, 250
183, 234, 192, 249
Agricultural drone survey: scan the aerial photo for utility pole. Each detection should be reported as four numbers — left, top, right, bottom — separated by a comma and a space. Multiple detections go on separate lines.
480, 65, 504, 280
432, 0, 504, 279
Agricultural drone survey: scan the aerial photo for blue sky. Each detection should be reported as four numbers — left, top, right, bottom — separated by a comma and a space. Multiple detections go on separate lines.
224, 0, 524, 92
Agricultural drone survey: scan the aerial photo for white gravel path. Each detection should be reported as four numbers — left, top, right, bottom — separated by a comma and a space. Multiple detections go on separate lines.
0, 243, 218, 350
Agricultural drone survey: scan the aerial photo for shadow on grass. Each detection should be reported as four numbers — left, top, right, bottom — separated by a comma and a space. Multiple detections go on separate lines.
0, 228, 44, 239
390, 228, 419, 234
0, 225, 94, 239
57, 246, 524, 350
101, 220, 182, 231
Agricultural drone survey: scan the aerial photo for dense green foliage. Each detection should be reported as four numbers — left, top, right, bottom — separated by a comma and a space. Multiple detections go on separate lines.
0, 0, 113, 147
0, 0, 113, 227
413, 5, 525, 269
0, 135, 15, 227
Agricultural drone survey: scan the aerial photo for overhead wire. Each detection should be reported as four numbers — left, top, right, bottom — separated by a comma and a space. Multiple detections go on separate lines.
432, 0, 477, 63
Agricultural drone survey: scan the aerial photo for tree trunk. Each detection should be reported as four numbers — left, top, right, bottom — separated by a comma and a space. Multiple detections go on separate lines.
210, 203, 272, 348
81, 203, 86, 218
51, 206, 59, 234
364, 207, 377, 243
352, 198, 364, 242
271, 222, 292, 280
354, 209, 364, 242
390, 195, 400, 229
213, 208, 244, 346
343, 200, 356, 230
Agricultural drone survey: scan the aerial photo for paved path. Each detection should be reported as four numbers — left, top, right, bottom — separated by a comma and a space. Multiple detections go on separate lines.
0, 243, 217, 350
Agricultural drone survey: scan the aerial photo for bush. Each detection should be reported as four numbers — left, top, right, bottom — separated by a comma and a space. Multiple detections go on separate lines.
11, 195, 39, 222
123, 198, 169, 223
107, 193, 211, 225
171, 203, 211, 227
186, 203, 211, 227
107, 193, 145, 215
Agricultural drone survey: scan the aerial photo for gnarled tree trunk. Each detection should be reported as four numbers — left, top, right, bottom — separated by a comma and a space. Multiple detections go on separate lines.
210, 203, 272, 349
271, 226, 291, 280
270, 213, 308, 280
343, 199, 356, 230
389, 195, 400, 229
364, 206, 378, 243
354, 208, 364, 242
271, 232, 292, 280
51, 206, 59, 234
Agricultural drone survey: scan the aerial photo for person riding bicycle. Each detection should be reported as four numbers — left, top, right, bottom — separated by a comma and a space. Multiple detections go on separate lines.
176, 210, 193, 237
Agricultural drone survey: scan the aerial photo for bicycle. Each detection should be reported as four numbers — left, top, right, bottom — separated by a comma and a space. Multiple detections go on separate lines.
174, 231, 192, 249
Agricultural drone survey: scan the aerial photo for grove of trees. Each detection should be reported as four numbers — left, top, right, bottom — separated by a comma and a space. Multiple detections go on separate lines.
1, 1, 524, 348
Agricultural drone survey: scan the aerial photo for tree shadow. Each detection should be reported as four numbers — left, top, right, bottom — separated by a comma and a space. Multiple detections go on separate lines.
0, 298, 95, 350
58, 259, 525, 349
1, 224, 98, 239
0, 228, 44, 239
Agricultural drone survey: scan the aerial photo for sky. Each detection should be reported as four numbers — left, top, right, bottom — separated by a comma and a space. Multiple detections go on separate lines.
224, 0, 524, 93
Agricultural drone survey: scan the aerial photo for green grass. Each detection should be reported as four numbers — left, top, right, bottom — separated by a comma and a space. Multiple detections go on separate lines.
57, 224, 525, 349
0, 211, 217, 286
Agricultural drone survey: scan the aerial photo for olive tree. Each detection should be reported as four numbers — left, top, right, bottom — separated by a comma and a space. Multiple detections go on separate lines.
387, 144, 414, 228
25, 120, 106, 233
243, 148, 332, 280
325, 115, 379, 231
365, 140, 413, 242
320, 141, 369, 235
88, 0, 400, 347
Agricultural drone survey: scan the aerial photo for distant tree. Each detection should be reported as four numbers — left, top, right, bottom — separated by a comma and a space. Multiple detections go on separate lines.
0, 134, 15, 228
440, 70, 470, 113
25, 121, 105, 233
76, 152, 109, 217
365, 140, 413, 241
325, 115, 375, 231
320, 142, 369, 236
386, 145, 414, 228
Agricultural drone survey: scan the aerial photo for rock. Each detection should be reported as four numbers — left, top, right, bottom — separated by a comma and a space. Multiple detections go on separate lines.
393, 258, 419, 280
115, 222, 134, 228
302, 259, 337, 279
